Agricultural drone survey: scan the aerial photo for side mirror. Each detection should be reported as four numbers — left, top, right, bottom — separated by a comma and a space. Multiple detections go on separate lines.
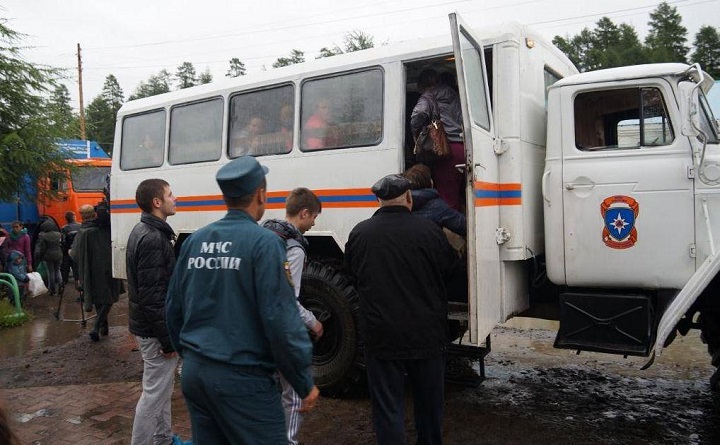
679, 81, 700, 137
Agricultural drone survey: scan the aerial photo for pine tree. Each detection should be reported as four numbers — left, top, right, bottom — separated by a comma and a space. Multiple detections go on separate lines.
85, 74, 124, 153
199, 68, 213, 84
691, 26, 720, 78
47, 84, 80, 138
0, 18, 71, 201
226, 58, 246, 77
273, 49, 305, 68
176, 62, 197, 89
645, 1, 688, 63
129, 69, 172, 101
317, 30, 374, 59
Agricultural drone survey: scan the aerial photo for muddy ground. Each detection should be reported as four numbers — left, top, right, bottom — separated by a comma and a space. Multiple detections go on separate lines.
1, 290, 719, 444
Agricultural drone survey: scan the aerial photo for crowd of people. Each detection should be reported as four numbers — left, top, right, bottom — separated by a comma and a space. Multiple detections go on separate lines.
1, 69, 468, 442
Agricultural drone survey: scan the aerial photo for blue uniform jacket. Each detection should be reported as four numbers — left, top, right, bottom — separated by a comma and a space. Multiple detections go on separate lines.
166, 209, 314, 398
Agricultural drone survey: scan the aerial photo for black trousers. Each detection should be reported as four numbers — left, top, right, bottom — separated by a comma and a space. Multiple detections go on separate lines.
60, 253, 77, 285
365, 353, 445, 445
92, 303, 112, 334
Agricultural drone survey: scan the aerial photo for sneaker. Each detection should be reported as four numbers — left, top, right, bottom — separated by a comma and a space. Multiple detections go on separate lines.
171, 434, 192, 445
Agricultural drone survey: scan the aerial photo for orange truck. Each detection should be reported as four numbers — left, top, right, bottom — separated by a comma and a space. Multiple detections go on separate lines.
36, 140, 111, 227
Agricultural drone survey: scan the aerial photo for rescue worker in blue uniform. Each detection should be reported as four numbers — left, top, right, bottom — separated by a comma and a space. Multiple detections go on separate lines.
166, 156, 319, 445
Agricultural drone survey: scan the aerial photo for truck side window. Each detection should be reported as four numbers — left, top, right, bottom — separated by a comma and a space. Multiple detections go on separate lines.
300, 69, 383, 151
574, 87, 674, 151
120, 110, 166, 170
228, 84, 295, 158
169, 98, 224, 165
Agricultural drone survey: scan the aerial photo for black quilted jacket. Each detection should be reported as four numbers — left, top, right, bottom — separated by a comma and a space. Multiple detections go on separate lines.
126, 213, 176, 352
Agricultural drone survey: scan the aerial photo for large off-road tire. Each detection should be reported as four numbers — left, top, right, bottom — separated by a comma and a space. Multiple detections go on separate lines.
300, 260, 365, 396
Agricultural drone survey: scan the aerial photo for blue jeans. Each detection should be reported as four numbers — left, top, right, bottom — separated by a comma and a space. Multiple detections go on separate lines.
365, 354, 446, 445
181, 354, 286, 445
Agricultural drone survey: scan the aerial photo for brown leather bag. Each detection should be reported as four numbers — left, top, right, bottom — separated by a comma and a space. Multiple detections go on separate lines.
413, 95, 450, 163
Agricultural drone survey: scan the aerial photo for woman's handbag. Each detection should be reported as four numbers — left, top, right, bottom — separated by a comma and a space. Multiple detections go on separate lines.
413, 95, 450, 164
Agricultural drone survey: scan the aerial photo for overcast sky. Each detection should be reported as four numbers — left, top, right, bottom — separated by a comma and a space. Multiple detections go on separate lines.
2, 0, 718, 110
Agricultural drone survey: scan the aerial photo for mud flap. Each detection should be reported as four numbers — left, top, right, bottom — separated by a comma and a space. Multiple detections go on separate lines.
643, 252, 720, 369
555, 292, 652, 356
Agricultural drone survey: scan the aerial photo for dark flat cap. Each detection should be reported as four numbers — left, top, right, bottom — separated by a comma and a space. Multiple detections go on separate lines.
371, 174, 411, 200
216, 156, 269, 198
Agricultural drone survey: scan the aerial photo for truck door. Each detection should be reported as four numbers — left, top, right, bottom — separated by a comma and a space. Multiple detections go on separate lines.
561, 81, 695, 287
449, 13, 500, 344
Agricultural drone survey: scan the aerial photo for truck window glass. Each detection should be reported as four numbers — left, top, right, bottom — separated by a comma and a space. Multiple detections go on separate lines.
71, 166, 111, 192
300, 69, 383, 151
544, 68, 560, 108
169, 98, 223, 165
459, 29, 491, 131
699, 92, 720, 144
574, 87, 674, 151
228, 84, 295, 158
120, 110, 166, 170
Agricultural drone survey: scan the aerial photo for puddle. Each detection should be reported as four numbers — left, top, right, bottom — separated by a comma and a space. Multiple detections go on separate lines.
0, 289, 128, 359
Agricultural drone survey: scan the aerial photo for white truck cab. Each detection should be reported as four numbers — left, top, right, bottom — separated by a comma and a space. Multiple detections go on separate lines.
544, 63, 720, 370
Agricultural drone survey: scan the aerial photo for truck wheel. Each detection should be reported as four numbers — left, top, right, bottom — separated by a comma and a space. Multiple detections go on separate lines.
699, 308, 720, 392
300, 260, 365, 396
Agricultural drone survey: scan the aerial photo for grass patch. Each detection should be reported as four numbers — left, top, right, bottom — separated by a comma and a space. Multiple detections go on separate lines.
0, 298, 30, 328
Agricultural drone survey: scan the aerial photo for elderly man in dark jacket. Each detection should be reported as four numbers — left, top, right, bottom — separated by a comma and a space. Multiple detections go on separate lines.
345, 174, 458, 445
125, 178, 182, 445
71, 204, 122, 341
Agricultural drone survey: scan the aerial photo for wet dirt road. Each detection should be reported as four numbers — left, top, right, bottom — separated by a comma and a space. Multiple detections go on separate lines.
2, 290, 719, 444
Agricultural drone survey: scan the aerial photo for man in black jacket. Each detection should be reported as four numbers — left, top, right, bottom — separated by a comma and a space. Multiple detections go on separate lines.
345, 174, 458, 445
126, 178, 181, 445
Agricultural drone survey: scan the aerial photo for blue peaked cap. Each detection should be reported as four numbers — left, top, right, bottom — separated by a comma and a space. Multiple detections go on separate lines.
216, 156, 269, 198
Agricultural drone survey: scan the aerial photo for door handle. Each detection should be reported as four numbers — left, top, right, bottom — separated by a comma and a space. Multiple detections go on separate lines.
565, 182, 594, 190
542, 170, 551, 202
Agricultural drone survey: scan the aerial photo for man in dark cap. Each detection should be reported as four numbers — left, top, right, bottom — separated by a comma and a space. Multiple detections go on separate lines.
345, 173, 458, 445
166, 156, 319, 444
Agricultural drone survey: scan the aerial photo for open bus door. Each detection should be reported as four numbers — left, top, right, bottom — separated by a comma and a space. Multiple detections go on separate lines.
449, 13, 500, 345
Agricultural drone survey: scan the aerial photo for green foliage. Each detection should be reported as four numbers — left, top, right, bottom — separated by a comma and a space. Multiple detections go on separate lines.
0, 299, 30, 329
0, 18, 73, 201
198, 68, 213, 85
47, 84, 81, 139
645, 1, 688, 63
226, 58, 246, 77
273, 49, 305, 68
691, 26, 720, 78
129, 69, 172, 101
317, 30, 374, 59
176, 61, 197, 89
85, 74, 124, 153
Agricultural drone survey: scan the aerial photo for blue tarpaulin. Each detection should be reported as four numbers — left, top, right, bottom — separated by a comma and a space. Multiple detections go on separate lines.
56, 139, 109, 159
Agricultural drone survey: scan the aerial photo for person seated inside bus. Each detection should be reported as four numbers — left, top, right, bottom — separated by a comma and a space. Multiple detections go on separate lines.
139, 133, 164, 166
230, 116, 266, 157
402, 164, 466, 238
279, 104, 294, 150
303, 99, 339, 150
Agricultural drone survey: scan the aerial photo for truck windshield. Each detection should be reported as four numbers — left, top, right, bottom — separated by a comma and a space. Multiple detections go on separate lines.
71, 166, 110, 192
699, 92, 719, 144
